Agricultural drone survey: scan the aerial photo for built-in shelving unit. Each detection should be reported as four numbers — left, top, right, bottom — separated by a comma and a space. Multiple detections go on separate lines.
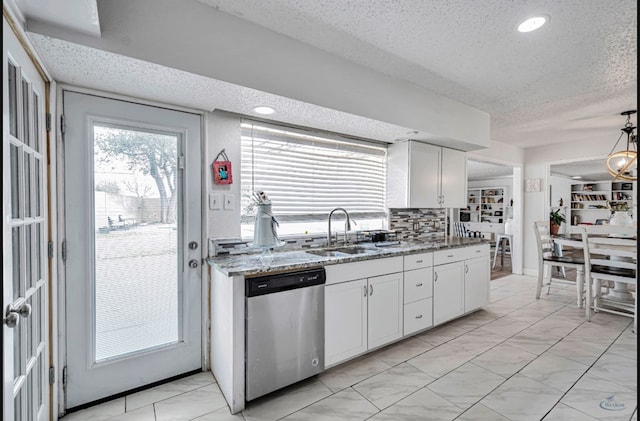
569, 181, 635, 225
460, 187, 506, 223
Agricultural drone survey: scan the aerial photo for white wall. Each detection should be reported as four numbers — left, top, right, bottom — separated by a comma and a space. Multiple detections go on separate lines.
522, 137, 612, 275
29, 0, 489, 151
206, 111, 243, 239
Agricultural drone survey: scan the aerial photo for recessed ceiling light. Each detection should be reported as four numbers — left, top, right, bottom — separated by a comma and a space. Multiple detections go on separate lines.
253, 106, 275, 115
517, 15, 548, 33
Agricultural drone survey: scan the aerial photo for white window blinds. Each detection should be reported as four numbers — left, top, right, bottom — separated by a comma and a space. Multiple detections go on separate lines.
241, 120, 387, 223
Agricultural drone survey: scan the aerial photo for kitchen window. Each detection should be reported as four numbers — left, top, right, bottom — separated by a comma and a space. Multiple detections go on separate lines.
241, 119, 387, 237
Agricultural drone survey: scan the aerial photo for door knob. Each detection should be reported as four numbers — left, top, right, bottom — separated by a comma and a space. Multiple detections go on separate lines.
4, 302, 31, 328
189, 259, 199, 268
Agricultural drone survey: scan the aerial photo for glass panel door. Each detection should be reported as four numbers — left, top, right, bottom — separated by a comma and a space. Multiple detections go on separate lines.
63, 91, 202, 409
3, 18, 49, 421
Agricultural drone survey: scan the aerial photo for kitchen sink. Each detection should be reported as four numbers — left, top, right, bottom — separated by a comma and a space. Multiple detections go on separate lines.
305, 246, 370, 257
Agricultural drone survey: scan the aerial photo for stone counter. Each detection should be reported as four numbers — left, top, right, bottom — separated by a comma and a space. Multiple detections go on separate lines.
207, 236, 488, 277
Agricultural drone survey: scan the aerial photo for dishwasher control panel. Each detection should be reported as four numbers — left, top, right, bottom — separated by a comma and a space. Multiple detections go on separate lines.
245, 267, 326, 297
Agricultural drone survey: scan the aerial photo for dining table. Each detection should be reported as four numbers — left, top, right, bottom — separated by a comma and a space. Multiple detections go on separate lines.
553, 227, 637, 307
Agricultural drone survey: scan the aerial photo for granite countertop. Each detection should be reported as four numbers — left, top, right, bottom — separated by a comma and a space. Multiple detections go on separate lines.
207, 237, 488, 277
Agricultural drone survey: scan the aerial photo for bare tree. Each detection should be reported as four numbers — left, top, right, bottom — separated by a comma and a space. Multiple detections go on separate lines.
95, 128, 177, 223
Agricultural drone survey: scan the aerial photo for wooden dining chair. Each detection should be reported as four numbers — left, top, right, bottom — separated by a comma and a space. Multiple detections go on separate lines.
583, 226, 637, 333
533, 221, 586, 307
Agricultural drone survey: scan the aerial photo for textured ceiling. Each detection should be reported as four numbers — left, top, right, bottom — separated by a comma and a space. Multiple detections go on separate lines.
198, 0, 638, 148
467, 159, 513, 181
550, 158, 611, 182
17, 0, 638, 150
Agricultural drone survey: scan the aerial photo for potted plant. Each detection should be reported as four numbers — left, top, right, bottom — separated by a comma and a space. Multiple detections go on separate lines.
549, 209, 566, 235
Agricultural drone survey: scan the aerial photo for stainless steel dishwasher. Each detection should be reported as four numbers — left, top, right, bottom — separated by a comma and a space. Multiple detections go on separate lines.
245, 267, 326, 401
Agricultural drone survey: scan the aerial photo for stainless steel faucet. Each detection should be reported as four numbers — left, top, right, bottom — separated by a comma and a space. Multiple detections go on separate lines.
327, 208, 354, 246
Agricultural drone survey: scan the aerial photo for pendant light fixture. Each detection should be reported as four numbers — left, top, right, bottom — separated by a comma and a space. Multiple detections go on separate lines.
606, 110, 637, 181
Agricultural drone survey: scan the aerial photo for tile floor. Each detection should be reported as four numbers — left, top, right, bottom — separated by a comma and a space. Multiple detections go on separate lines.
62, 274, 637, 421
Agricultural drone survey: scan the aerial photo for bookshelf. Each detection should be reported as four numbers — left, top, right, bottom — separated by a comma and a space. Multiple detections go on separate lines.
569, 181, 635, 225
460, 187, 507, 223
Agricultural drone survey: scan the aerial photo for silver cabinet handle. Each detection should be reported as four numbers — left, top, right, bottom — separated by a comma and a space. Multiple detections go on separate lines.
447, 254, 454, 258
364, 285, 368, 297
369, 285, 373, 296
416, 314, 423, 319
434, 272, 438, 282
416, 283, 423, 287
415, 260, 423, 264
465, 265, 469, 273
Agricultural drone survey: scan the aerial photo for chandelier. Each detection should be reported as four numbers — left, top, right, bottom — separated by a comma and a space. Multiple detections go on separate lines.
606, 110, 637, 181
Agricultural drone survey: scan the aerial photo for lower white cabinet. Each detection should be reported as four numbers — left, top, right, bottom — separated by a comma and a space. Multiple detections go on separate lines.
464, 256, 490, 312
325, 273, 402, 366
325, 278, 368, 366
367, 273, 404, 349
433, 261, 465, 325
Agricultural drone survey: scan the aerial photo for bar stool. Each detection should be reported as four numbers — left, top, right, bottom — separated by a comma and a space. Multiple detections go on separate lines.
492, 219, 513, 268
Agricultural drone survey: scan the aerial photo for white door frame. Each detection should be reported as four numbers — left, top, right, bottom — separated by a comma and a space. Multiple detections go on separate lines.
464, 155, 524, 275
55, 85, 208, 413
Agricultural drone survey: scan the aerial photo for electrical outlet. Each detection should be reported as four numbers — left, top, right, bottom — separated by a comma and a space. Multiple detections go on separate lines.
209, 194, 221, 210
224, 194, 234, 210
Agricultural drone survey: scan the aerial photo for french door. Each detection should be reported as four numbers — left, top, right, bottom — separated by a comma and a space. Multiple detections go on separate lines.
63, 91, 202, 408
3, 15, 49, 421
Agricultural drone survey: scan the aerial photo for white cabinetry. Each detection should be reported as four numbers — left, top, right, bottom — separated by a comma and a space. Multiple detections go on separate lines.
464, 252, 491, 312
388, 140, 467, 208
433, 261, 465, 325
325, 279, 368, 365
325, 257, 403, 366
403, 252, 434, 335
433, 244, 490, 325
367, 273, 404, 349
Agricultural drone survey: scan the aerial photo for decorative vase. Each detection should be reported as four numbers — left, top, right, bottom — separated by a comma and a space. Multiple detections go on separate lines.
550, 223, 560, 236
609, 211, 632, 228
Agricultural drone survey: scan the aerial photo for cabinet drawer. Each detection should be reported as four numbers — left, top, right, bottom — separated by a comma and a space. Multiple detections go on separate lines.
463, 244, 490, 260
403, 298, 433, 336
325, 256, 403, 285
403, 268, 432, 303
403, 252, 433, 271
433, 248, 466, 265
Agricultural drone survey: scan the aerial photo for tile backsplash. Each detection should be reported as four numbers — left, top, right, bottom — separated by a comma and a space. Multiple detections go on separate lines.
388, 208, 446, 242
210, 208, 447, 256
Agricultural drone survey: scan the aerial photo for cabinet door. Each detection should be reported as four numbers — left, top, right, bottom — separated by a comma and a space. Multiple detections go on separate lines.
433, 261, 465, 325
464, 257, 490, 312
441, 148, 467, 208
325, 279, 368, 366
367, 273, 403, 349
408, 142, 441, 208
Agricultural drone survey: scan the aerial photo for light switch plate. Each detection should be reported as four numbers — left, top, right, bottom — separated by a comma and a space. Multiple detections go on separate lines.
209, 194, 221, 210
223, 194, 234, 210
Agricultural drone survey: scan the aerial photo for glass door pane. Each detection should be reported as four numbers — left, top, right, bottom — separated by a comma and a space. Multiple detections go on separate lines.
93, 125, 180, 361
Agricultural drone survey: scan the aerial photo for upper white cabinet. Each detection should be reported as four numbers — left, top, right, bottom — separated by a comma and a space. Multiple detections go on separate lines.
388, 141, 467, 208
